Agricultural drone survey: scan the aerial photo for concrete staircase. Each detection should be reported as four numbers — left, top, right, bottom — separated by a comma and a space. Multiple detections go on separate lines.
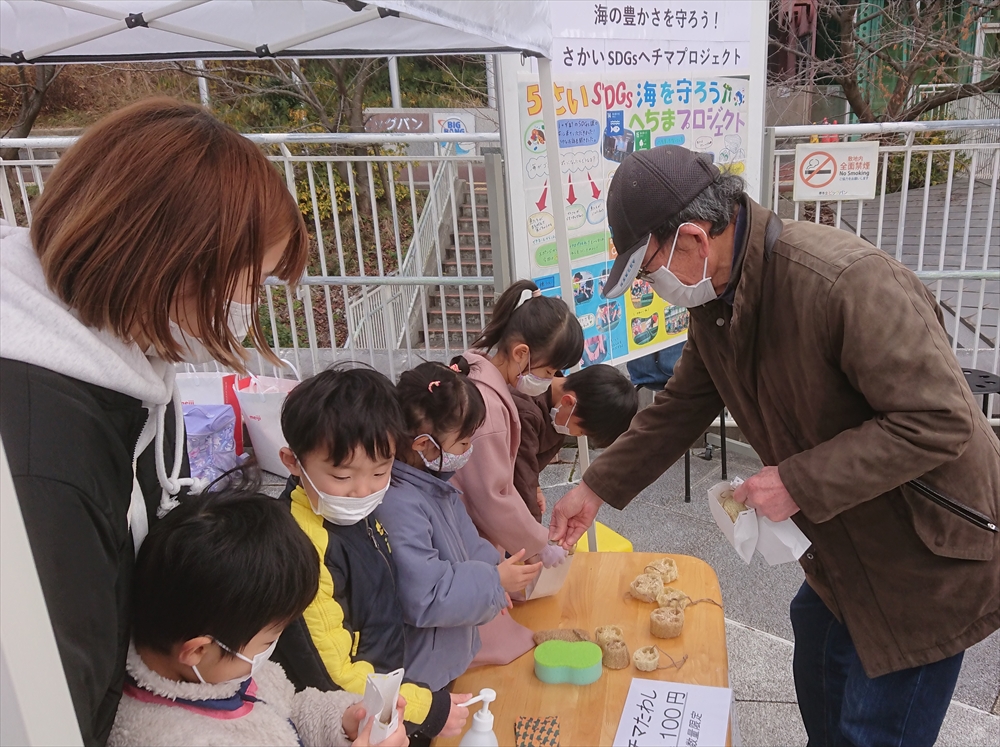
422, 183, 495, 349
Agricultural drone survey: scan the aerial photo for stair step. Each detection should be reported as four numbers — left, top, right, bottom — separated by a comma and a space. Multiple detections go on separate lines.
441, 259, 493, 276
421, 327, 485, 349
426, 308, 488, 328
453, 231, 492, 247
447, 246, 493, 263
459, 204, 490, 219
456, 216, 492, 232
427, 291, 495, 311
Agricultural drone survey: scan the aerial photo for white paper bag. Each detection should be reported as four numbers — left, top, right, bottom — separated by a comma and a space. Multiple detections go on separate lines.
234, 375, 298, 477
524, 551, 573, 600
707, 478, 811, 566
361, 668, 403, 745
708, 479, 758, 564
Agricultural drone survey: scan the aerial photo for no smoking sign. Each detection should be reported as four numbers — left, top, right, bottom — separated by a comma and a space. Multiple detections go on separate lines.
793, 141, 879, 201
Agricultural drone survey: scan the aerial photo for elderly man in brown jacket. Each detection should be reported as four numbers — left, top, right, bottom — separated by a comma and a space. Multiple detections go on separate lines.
549, 146, 999, 747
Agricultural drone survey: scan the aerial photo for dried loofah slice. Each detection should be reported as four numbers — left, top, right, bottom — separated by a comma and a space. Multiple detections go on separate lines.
633, 646, 660, 672
533, 628, 592, 646
650, 606, 685, 639
629, 573, 663, 602
602, 639, 630, 670
644, 557, 679, 585
657, 587, 691, 610
595, 625, 625, 649
719, 488, 750, 522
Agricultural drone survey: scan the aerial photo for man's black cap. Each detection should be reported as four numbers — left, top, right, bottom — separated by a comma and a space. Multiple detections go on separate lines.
603, 145, 719, 298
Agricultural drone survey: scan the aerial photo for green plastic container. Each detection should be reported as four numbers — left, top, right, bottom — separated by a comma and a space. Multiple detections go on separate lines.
533, 640, 603, 686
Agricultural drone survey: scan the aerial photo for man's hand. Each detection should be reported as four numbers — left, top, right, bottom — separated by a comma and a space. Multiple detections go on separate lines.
733, 466, 800, 521
548, 482, 604, 549
536, 486, 547, 516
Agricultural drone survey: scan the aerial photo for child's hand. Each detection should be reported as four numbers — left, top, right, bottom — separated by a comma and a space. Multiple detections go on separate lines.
498, 549, 542, 593
342, 703, 366, 741
352, 697, 408, 747
438, 693, 472, 737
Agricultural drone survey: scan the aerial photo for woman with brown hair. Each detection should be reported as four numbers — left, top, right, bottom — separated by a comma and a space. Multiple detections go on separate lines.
0, 98, 308, 746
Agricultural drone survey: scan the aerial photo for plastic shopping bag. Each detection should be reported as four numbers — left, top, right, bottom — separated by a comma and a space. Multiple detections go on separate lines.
183, 404, 244, 484
175, 369, 243, 454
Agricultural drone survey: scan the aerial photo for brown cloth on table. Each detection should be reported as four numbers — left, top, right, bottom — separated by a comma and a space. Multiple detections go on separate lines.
583, 195, 1000, 678
510, 386, 566, 521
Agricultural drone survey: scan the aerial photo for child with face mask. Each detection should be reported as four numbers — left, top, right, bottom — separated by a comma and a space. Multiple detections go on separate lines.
452, 280, 584, 568
109, 477, 407, 747
375, 361, 542, 694
512, 364, 639, 521
273, 367, 468, 744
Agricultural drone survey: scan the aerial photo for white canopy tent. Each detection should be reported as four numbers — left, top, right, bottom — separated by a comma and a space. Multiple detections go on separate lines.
0, 3, 584, 744
0, 0, 551, 62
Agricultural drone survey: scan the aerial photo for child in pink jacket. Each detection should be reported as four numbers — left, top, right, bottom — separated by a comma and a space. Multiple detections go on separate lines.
452, 279, 584, 568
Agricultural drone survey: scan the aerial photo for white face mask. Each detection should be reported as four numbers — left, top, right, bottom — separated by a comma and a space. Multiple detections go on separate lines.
415, 434, 474, 473
192, 636, 278, 686
515, 351, 552, 396
644, 223, 718, 308
298, 460, 389, 526
549, 400, 576, 436
167, 302, 254, 363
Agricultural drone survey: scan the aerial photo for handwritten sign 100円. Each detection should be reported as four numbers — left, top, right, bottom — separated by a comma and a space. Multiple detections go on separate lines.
793, 141, 880, 201
614, 678, 731, 746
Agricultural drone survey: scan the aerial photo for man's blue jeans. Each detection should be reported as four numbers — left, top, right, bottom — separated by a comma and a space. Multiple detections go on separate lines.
790, 581, 963, 747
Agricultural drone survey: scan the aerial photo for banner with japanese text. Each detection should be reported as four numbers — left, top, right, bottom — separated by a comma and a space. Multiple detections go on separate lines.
517, 71, 749, 366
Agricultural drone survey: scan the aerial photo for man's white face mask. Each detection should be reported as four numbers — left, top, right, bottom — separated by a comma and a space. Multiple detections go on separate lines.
643, 223, 718, 308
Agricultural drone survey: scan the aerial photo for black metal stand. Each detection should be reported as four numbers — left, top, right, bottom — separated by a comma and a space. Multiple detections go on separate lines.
963, 368, 1000, 418
720, 408, 727, 480
684, 449, 691, 503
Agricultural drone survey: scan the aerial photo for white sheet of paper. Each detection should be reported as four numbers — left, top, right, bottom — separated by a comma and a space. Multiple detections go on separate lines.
756, 515, 811, 566
361, 668, 403, 744
524, 551, 573, 600
707, 480, 758, 564
707, 479, 811, 566
614, 678, 731, 747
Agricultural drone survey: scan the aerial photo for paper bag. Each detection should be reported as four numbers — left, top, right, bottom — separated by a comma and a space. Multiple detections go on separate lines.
234, 375, 298, 476
361, 668, 403, 745
524, 551, 573, 600
708, 478, 811, 566
707, 479, 758, 563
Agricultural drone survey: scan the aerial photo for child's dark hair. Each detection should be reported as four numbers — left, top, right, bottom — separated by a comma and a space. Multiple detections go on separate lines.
396, 359, 486, 441
132, 474, 319, 655
564, 365, 638, 448
472, 279, 584, 371
281, 365, 404, 465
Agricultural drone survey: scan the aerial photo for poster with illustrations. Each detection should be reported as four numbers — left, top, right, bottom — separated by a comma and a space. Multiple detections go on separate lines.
520, 73, 748, 366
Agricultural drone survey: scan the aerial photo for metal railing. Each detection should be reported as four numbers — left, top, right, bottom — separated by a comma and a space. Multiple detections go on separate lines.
0, 131, 500, 382
766, 120, 999, 418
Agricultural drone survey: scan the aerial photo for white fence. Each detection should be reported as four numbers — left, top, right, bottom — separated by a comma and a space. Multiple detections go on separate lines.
766, 120, 1000, 394
2, 122, 997, 410
0, 132, 499, 382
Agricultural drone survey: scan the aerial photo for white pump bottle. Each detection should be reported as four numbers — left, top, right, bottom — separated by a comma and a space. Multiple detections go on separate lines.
457, 688, 498, 747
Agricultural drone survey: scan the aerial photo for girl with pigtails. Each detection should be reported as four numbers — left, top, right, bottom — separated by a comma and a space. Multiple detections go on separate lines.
376, 360, 542, 696
453, 279, 584, 567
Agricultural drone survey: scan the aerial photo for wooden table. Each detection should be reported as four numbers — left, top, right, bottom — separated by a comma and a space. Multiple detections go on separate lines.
435, 552, 729, 747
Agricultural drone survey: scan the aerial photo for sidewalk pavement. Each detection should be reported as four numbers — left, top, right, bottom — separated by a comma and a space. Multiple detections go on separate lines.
537, 446, 1000, 747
